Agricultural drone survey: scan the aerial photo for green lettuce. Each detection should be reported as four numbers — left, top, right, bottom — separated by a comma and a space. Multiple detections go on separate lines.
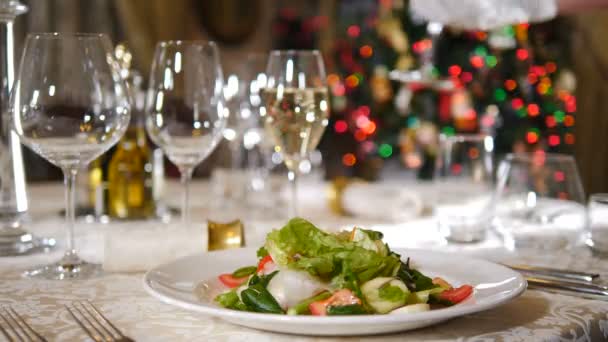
264, 218, 401, 285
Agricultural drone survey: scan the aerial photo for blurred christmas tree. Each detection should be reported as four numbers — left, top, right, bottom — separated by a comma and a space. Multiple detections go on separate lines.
324, 0, 576, 179
271, 0, 576, 180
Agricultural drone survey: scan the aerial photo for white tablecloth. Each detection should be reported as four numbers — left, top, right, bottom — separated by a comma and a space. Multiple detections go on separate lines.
2, 180, 608, 341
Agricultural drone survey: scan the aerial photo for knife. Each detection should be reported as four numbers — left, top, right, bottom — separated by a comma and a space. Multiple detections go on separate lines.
526, 276, 608, 299
504, 264, 600, 283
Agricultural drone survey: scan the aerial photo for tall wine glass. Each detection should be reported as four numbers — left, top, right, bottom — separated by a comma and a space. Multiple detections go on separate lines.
11, 33, 130, 279
262, 50, 329, 217
145, 41, 225, 223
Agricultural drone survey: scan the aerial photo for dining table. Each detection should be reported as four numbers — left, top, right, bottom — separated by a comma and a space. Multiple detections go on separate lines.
1, 176, 608, 342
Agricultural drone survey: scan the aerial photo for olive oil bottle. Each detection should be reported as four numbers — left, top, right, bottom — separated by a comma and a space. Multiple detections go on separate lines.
107, 45, 156, 219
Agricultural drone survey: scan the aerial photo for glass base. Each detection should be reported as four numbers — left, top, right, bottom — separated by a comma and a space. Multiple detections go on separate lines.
438, 221, 487, 243
23, 253, 101, 280
0, 227, 56, 256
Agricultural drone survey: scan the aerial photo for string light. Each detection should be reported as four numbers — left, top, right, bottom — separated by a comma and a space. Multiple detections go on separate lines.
342, 153, 356, 166
347, 25, 360, 38
359, 45, 373, 58
545, 116, 557, 128
450, 163, 462, 175
461, 72, 473, 83
486, 55, 497, 68
511, 98, 524, 109
345, 75, 359, 88
494, 88, 507, 102
554, 171, 565, 182
504, 79, 517, 91
526, 131, 539, 144
527, 103, 540, 117
554, 110, 565, 123
516, 49, 529, 61
470, 55, 484, 68
546, 62, 557, 73
354, 130, 366, 141
448, 65, 462, 76
564, 115, 575, 127
548, 134, 560, 146
378, 144, 392, 158
334, 120, 348, 133
441, 126, 455, 136
565, 133, 575, 145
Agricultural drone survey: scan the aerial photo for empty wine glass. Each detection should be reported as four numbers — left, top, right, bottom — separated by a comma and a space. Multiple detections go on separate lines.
11, 33, 130, 279
494, 152, 586, 250
145, 41, 225, 223
262, 50, 329, 217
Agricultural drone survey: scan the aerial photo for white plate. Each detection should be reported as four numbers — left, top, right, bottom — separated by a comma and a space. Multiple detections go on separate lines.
143, 248, 526, 336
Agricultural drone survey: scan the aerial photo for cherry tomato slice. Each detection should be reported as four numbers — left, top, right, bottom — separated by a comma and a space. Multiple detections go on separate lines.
218, 273, 248, 288
439, 285, 473, 304
257, 255, 274, 274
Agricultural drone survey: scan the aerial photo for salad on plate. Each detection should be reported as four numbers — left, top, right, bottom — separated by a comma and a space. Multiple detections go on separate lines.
215, 218, 473, 316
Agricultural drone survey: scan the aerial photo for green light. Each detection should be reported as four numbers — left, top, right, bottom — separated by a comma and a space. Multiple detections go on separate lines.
474, 46, 487, 57
494, 88, 507, 102
503, 26, 515, 37
516, 108, 527, 118
441, 126, 455, 136
554, 110, 565, 123
486, 55, 498, 68
379, 144, 393, 158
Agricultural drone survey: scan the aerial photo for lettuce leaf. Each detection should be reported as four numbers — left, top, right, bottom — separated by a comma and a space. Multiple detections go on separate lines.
264, 218, 401, 284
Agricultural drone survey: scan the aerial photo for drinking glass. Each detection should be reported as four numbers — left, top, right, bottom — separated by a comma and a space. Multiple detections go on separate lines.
11, 33, 130, 279
435, 134, 495, 243
494, 152, 586, 250
586, 194, 608, 256
146, 41, 225, 223
262, 50, 329, 217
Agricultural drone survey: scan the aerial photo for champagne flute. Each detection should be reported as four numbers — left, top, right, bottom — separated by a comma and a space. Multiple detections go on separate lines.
11, 33, 130, 279
262, 50, 329, 217
145, 41, 225, 223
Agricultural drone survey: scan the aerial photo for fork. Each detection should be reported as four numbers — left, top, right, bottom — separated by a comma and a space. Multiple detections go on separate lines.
0, 306, 47, 342
66, 301, 134, 342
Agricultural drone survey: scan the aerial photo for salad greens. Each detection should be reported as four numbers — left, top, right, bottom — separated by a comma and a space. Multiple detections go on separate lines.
214, 218, 473, 315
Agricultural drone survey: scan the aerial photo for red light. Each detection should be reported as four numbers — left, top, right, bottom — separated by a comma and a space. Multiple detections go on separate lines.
565, 133, 575, 145
527, 73, 538, 84
530, 65, 546, 76
359, 105, 370, 116
342, 153, 356, 167
359, 45, 373, 58
554, 171, 565, 182
362, 121, 376, 135
527, 103, 540, 116
546, 62, 557, 73
516, 49, 529, 60
548, 135, 560, 146
448, 65, 462, 77
565, 96, 577, 112
355, 115, 369, 128
461, 72, 473, 83
354, 130, 367, 142
526, 131, 539, 144
412, 39, 432, 54
345, 75, 359, 88
332, 83, 345, 96
511, 98, 524, 109
347, 25, 360, 38
451, 164, 463, 175
504, 79, 517, 91
470, 55, 484, 68
564, 115, 575, 127
334, 120, 348, 133
545, 116, 557, 128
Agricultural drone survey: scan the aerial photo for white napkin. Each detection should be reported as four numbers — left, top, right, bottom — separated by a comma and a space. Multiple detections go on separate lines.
341, 182, 424, 222
103, 223, 207, 273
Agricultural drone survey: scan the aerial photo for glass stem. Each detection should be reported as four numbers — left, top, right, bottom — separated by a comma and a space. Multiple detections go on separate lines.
288, 169, 298, 217
63, 167, 78, 257
180, 167, 194, 224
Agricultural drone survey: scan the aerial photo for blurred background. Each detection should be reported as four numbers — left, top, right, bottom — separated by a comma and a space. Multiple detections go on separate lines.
10, 0, 608, 195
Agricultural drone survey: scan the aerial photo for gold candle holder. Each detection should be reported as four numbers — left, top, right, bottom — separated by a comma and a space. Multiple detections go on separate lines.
207, 219, 245, 251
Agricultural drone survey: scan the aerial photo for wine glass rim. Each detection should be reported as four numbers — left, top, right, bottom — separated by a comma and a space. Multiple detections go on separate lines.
504, 152, 575, 162
157, 40, 218, 48
27, 32, 109, 40
440, 133, 491, 142
269, 49, 321, 56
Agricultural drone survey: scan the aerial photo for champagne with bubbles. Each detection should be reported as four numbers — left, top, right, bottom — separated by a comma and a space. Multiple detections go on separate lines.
262, 87, 329, 170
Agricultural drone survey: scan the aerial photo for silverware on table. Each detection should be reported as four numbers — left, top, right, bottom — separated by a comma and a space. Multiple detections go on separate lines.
66, 301, 134, 342
0, 306, 47, 342
526, 276, 608, 300
503, 264, 600, 283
